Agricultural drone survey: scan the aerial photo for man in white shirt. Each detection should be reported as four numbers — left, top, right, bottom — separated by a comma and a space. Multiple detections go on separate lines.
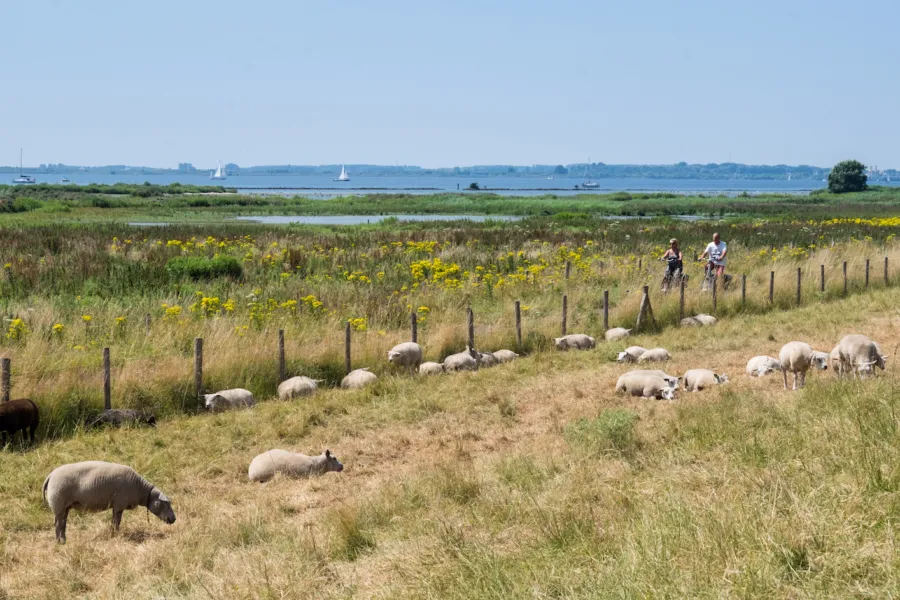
699, 232, 727, 279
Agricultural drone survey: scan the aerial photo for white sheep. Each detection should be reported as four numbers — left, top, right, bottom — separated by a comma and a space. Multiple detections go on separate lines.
277, 376, 320, 401
615, 371, 677, 400
341, 368, 378, 390
604, 327, 632, 342
683, 369, 729, 392
638, 348, 672, 363
478, 352, 500, 368
443, 347, 479, 371
681, 314, 717, 327
204, 388, 255, 413
616, 346, 647, 363
43, 461, 176, 544
745, 356, 782, 377
491, 349, 520, 363
829, 345, 844, 375
248, 449, 344, 483
387, 342, 423, 374
779, 341, 829, 390
554, 334, 596, 350
836, 334, 887, 378
418, 361, 445, 375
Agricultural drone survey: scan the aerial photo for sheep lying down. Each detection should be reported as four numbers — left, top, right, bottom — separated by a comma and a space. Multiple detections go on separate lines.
248, 449, 344, 483
615, 370, 678, 400
43, 461, 176, 544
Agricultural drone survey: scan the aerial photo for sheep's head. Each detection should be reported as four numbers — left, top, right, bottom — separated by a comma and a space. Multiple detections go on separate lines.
148, 489, 176, 525
386, 351, 400, 364
616, 351, 631, 363
810, 351, 830, 371
756, 365, 775, 377
554, 337, 568, 350
323, 449, 344, 473
715, 373, 729, 384
203, 394, 225, 411
660, 385, 676, 401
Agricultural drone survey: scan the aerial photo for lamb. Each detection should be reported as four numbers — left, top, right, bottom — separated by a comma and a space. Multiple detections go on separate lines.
836, 334, 887, 378
204, 388, 255, 412
387, 342, 423, 374
341, 368, 378, 390
638, 348, 672, 363
616, 346, 647, 363
478, 352, 500, 368
418, 361, 445, 375
745, 356, 782, 377
248, 449, 344, 483
604, 327, 632, 342
778, 341, 829, 390
277, 376, 320, 401
491, 349, 519, 363
615, 371, 677, 400
683, 369, 729, 392
42, 461, 176, 543
554, 334, 596, 350
89, 409, 156, 428
681, 314, 717, 327
443, 347, 479, 371
0, 398, 39, 446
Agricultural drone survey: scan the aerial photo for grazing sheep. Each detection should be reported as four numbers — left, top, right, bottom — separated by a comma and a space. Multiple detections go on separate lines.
615, 371, 677, 400
616, 346, 647, 363
478, 352, 500, 368
779, 341, 829, 390
443, 347, 479, 371
387, 342, 423, 374
683, 369, 729, 392
554, 334, 596, 350
604, 328, 632, 342
681, 314, 717, 327
341, 368, 378, 390
248, 449, 344, 483
638, 348, 672, 363
745, 356, 782, 377
836, 334, 887, 378
89, 409, 156, 428
492, 349, 519, 363
204, 388, 255, 412
0, 398, 39, 446
418, 361, 445, 375
43, 461, 176, 544
277, 376, 320, 401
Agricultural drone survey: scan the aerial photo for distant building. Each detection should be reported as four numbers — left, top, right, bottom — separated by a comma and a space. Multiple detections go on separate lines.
178, 162, 196, 172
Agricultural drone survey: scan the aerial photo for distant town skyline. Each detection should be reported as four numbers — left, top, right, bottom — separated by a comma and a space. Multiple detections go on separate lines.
5, 0, 900, 168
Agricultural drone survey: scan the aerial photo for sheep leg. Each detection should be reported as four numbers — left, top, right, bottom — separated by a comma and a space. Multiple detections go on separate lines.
792, 373, 798, 390
28, 424, 36, 445
0, 431, 6, 448
111, 509, 123, 533
55, 508, 70, 544
782, 370, 789, 390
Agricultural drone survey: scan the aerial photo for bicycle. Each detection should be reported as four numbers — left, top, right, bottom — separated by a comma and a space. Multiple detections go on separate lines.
659, 256, 688, 293
700, 259, 732, 291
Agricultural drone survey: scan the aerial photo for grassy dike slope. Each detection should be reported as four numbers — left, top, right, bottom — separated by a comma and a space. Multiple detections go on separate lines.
2, 288, 900, 598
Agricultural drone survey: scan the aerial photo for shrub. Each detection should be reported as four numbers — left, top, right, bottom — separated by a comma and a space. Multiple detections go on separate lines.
565, 408, 639, 456
166, 255, 243, 280
828, 159, 868, 194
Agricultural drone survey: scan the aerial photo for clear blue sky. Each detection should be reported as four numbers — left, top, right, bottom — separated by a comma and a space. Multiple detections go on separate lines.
4, 0, 899, 169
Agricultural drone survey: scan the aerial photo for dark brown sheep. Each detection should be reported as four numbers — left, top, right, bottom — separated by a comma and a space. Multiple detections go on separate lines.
0, 398, 39, 446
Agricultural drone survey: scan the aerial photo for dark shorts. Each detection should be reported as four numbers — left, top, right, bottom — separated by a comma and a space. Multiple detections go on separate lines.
666, 262, 683, 275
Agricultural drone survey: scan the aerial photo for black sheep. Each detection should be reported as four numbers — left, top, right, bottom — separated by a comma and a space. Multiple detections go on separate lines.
89, 408, 157, 428
0, 398, 39, 446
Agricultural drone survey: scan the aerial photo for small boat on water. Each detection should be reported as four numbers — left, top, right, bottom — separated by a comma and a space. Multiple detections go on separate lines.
60, 178, 71, 183
12, 149, 36, 184
209, 161, 227, 180
580, 158, 599, 189
546, 175, 554, 180
334, 164, 350, 182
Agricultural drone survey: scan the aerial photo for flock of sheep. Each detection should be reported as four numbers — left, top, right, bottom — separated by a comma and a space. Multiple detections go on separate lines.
1, 310, 889, 543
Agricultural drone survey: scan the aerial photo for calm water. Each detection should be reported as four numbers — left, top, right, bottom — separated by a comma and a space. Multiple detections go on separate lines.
235, 215, 522, 225
8, 171, 886, 196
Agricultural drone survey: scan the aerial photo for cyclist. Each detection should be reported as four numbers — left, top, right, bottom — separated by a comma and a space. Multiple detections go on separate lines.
699, 232, 728, 280
660, 238, 684, 291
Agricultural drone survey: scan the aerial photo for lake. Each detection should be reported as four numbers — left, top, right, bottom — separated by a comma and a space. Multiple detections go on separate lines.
234, 215, 522, 225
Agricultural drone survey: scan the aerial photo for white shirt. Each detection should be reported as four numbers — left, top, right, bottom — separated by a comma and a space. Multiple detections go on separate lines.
705, 241, 727, 265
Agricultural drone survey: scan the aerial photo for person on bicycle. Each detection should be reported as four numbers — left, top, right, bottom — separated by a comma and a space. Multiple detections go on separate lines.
699, 232, 727, 279
661, 238, 683, 277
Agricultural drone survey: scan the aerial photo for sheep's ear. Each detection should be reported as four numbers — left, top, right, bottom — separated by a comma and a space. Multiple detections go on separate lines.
157, 492, 169, 503
325, 449, 331, 458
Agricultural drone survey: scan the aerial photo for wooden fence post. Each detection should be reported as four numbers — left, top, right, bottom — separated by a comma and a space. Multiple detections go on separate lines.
843, 261, 848, 296
741, 274, 747, 306
638, 257, 642, 271
103, 347, 111, 410
769, 271, 775, 304
679, 277, 686, 321
344, 322, 351, 376
565, 261, 571, 280
635, 285, 655, 331
865, 259, 870, 288
885, 256, 890, 287
1, 357, 10, 403
467, 307, 475, 350
410, 312, 417, 344
820, 264, 825, 293
796, 267, 802, 306
603, 290, 609, 331
194, 338, 203, 402
561, 294, 567, 336
144, 313, 151, 335
514, 300, 522, 348
278, 329, 285, 383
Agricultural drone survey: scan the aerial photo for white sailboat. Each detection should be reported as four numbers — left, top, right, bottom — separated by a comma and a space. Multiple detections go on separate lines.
209, 161, 227, 180
334, 164, 350, 182
12, 149, 36, 184
580, 158, 599, 189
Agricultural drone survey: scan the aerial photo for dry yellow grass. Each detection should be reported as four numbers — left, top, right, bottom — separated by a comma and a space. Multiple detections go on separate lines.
1, 286, 900, 598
